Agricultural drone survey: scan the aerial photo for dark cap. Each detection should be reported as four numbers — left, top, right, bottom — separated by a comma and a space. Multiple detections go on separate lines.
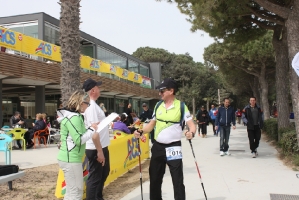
142, 103, 147, 107
82, 78, 102, 92
156, 78, 178, 90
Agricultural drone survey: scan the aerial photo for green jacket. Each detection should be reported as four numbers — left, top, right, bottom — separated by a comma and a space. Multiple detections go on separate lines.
57, 109, 95, 163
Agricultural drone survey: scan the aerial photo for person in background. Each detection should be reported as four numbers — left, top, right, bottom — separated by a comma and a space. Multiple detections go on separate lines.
209, 104, 217, 136
139, 103, 154, 143
215, 98, 236, 156
113, 114, 132, 134
125, 103, 133, 126
24, 113, 47, 149
196, 106, 209, 138
235, 108, 242, 124
57, 90, 98, 200
242, 97, 264, 158
99, 103, 107, 113
9, 111, 24, 149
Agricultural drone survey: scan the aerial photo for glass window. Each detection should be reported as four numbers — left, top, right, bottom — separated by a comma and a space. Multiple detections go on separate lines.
128, 60, 139, 73
97, 46, 127, 69
81, 45, 94, 57
115, 99, 128, 114
140, 64, 149, 77
44, 23, 60, 45
1, 21, 38, 38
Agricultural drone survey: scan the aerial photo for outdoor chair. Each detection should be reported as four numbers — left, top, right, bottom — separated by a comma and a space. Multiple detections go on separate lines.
33, 127, 49, 148
0, 134, 12, 164
2, 125, 11, 135
47, 127, 60, 145
7, 128, 26, 151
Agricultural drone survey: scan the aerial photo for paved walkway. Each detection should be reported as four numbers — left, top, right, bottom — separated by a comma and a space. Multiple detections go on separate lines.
121, 125, 299, 200
0, 144, 59, 169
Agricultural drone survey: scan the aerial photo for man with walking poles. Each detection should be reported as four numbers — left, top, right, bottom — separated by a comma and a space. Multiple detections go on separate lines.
134, 77, 196, 200
215, 98, 236, 156
242, 97, 263, 158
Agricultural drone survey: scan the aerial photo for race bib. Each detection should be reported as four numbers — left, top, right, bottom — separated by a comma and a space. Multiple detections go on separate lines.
165, 146, 182, 161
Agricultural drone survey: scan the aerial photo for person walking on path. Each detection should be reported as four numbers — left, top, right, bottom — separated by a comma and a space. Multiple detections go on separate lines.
215, 98, 236, 156
196, 106, 209, 138
235, 108, 242, 124
83, 78, 110, 200
209, 104, 217, 135
57, 91, 98, 200
134, 77, 196, 200
242, 97, 264, 158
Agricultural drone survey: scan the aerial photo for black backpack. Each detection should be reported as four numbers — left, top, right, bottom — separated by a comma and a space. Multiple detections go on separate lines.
154, 100, 186, 130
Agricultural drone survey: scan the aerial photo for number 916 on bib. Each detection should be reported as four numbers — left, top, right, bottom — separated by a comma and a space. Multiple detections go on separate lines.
165, 146, 182, 161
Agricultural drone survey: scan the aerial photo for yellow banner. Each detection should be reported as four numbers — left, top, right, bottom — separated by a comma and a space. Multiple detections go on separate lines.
55, 134, 149, 199
0, 27, 146, 84
0, 27, 22, 51
23, 35, 62, 62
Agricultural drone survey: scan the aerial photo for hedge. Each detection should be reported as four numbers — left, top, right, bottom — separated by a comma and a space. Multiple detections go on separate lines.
263, 118, 278, 141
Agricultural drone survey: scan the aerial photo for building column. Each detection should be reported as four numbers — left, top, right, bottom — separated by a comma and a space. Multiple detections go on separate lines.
35, 86, 45, 113
0, 80, 2, 127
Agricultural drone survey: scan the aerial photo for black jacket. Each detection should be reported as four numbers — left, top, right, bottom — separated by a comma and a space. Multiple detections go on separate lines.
139, 109, 153, 122
196, 109, 209, 124
242, 104, 263, 130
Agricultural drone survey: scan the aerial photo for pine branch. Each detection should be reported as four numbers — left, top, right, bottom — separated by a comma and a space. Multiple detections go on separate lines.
247, 6, 285, 25
253, 0, 289, 19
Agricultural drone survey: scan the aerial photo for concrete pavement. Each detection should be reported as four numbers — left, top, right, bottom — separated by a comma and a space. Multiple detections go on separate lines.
121, 125, 299, 200
0, 144, 60, 169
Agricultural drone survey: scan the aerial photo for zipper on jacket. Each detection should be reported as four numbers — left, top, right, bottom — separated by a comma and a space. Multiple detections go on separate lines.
226, 108, 227, 126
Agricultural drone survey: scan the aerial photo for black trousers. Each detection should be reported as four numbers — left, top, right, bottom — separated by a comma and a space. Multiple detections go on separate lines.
248, 125, 261, 153
198, 123, 207, 134
86, 147, 110, 200
211, 119, 216, 134
149, 141, 185, 200
24, 130, 34, 145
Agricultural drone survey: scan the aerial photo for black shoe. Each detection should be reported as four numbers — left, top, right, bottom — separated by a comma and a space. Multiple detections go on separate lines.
26, 143, 34, 149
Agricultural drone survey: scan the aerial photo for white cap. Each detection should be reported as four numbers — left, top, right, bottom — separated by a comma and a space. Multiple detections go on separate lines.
122, 113, 128, 117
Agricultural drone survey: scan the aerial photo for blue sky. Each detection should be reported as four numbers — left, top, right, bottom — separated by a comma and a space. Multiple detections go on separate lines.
0, 0, 214, 63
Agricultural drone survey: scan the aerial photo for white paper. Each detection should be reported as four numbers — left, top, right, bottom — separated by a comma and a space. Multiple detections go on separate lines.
292, 52, 299, 77
96, 112, 119, 133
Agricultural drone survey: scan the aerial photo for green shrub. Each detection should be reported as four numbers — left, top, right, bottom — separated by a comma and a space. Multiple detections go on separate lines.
263, 118, 278, 141
293, 154, 299, 166
279, 130, 299, 156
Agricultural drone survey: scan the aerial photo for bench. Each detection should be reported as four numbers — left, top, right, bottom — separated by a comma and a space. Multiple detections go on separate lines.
0, 171, 25, 190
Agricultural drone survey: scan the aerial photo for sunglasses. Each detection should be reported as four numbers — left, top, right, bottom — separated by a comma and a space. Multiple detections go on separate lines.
83, 102, 90, 107
159, 88, 168, 94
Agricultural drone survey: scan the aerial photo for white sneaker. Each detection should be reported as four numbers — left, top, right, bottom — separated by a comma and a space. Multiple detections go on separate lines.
220, 151, 224, 156
252, 152, 256, 158
225, 151, 231, 156
255, 151, 258, 157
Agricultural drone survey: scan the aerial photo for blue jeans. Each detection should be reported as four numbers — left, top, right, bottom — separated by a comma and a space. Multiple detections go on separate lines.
220, 126, 231, 152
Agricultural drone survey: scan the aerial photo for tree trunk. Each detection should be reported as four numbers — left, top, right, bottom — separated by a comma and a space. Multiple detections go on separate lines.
252, 77, 260, 105
272, 26, 290, 134
59, 0, 81, 106
259, 65, 270, 120
285, 0, 299, 147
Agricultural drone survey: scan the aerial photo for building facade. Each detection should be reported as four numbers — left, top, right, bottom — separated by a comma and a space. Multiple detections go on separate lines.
0, 13, 162, 125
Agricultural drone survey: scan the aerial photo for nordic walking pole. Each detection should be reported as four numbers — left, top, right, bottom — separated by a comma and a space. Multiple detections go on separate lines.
137, 135, 144, 200
188, 139, 208, 200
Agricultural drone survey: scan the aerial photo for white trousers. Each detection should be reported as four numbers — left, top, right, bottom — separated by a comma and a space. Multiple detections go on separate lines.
58, 160, 83, 200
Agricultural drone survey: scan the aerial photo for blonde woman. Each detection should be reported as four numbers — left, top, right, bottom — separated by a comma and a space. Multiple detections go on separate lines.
25, 113, 46, 148
57, 91, 98, 200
